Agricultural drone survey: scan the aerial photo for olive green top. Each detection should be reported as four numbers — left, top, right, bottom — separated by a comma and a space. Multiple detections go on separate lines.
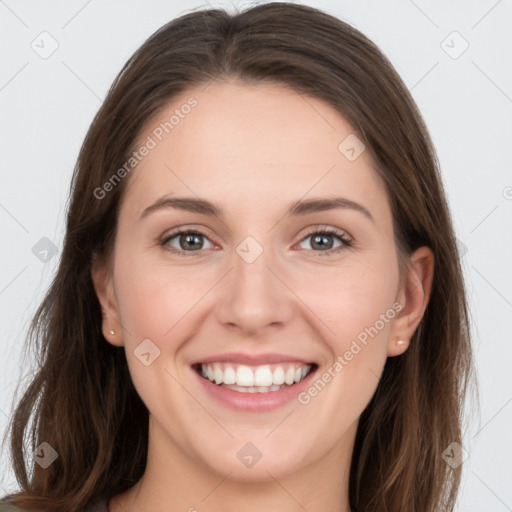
0, 499, 108, 511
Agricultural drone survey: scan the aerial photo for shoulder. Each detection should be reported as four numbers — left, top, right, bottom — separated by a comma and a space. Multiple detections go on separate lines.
0, 505, 27, 512
0, 500, 108, 511
0, 504, 26, 512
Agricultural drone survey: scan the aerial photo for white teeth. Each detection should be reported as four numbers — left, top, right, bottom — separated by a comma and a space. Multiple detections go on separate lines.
223, 365, 236, 385
236, 365, 255, 386
254, 365, 273, 387
273, 366, 285, 385
284, 366, 295, 385
213, 363, 223, 385
199, 362, 313, 389
219, 383, 285, 393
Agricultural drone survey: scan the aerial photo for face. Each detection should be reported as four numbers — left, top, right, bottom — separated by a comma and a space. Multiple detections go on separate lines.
92, 80, 430, 483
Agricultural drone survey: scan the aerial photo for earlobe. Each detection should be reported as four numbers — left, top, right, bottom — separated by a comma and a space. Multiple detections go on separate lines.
91, 256, 124, 347
387, 246, 434, 357
387, 338, 410, 357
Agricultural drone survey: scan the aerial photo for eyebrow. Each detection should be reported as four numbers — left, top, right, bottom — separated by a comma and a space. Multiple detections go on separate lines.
139, 195, 374, 223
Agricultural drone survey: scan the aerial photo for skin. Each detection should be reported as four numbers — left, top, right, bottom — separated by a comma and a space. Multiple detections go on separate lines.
92, 80, 434, 512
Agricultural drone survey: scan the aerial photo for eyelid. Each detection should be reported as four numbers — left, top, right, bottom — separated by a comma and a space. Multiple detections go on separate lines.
299, 224, 352, 243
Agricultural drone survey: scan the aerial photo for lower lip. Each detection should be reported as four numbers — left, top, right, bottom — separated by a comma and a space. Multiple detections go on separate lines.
192, 366, 317, 412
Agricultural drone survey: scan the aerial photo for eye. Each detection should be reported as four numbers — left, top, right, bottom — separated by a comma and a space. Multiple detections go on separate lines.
160, 229, 214, 256
159, 226, 352, 257
297, 226, 352, 256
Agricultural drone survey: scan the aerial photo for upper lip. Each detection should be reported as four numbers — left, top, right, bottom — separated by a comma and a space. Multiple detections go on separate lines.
191, 352, 316, 366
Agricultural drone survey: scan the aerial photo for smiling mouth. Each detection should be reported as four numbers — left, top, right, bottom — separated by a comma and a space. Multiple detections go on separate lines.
192, 362, 318, 393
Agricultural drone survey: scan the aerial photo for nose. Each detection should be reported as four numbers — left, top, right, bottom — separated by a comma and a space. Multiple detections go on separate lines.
215, 242, 294, 337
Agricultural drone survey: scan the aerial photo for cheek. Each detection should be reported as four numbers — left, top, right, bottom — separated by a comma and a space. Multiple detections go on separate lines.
113, 252, 201, 340
111, 253, 199, 421
295, 258, 399, 347
294, 266, 399, 438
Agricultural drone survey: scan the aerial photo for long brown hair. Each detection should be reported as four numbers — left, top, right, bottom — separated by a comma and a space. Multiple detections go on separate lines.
1, 3, 475, 511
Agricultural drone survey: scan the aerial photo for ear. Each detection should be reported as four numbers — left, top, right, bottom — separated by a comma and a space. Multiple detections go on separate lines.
387, 246, 434, 357
91, 254, 124, 347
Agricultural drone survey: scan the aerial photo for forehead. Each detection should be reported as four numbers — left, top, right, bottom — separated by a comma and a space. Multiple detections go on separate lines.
122, 80, 389, 221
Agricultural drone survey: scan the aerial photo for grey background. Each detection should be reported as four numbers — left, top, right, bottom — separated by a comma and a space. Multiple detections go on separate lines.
1, 0, 511, 509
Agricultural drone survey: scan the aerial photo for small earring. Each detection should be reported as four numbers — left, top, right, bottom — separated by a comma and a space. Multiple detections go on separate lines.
396, 339, 408, 345
109, 329, 115, 335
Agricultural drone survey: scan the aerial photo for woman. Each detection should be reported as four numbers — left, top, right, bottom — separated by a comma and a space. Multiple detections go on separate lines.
0, 3, 474, 511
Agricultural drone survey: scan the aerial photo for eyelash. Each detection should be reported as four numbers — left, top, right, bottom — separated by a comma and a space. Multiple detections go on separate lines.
159, 226, 353, 258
